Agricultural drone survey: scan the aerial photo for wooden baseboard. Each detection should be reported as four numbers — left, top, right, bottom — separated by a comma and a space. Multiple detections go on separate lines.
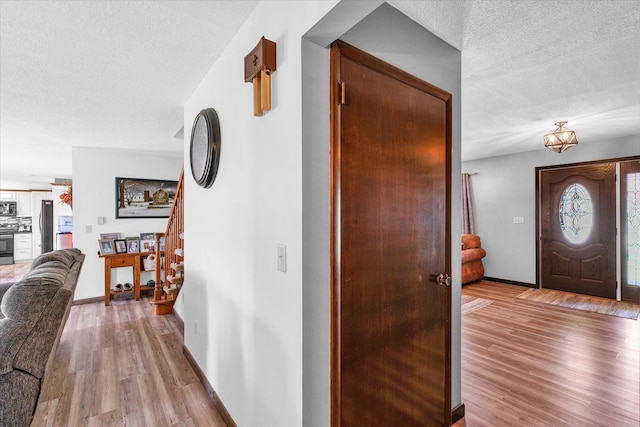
72, 296, 103, 305
482, 276, 537, 289
452, 403, 465, 424
182, 344, 236, 427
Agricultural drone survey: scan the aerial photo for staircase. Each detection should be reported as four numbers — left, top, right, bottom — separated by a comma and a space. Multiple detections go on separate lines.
150, 168, 184, 315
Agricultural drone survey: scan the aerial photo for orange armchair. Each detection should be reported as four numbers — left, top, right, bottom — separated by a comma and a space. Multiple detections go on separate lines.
461, 234, 486, 285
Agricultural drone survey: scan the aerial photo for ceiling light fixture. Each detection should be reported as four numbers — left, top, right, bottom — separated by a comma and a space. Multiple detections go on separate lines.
543, 121, 578, 153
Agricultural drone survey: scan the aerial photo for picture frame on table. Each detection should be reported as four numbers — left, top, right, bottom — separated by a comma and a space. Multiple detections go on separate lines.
114, 239, 127, 254
98, 239, 115, 255
100, 232, 122, 240
140, 239, 155, 253
115, 177, 178, 219
126, 237, 140, 253
139, 232, 155, 241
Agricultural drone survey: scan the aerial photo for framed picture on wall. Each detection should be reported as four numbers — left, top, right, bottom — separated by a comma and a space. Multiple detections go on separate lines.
115, 177, 178, 219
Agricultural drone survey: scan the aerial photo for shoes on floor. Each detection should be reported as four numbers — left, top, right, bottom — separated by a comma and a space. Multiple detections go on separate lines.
146, 279, 155, 287
114, 283, 123, 292
123, 282, 133, 291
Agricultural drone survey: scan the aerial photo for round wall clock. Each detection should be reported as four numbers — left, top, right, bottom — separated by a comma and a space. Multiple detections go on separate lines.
190, 108, 221, 188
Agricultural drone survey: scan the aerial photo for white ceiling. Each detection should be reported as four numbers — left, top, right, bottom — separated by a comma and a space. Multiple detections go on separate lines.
1, 1, 638, 185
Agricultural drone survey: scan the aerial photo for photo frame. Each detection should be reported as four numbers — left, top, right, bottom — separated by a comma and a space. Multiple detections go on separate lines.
139, 232, 155, 241
100, 232, 122, 240
115, 177, 178, 219
126, 237, 140, 253
98, 239, 115, 255
114, 239, 127, 254
140, 239, 155, 253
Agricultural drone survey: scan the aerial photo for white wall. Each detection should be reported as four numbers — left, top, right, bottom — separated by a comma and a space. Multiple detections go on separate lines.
183, 2, 339, 426
462, 134, 639, 284
183, 1, 464, 425
72, 146, 182, 300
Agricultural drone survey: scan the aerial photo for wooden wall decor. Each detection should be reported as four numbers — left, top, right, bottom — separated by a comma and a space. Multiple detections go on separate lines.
244, 36, 277, 116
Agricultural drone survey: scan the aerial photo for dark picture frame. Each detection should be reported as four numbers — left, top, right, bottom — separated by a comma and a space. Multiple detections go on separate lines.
115, 177, 178, 219
139, 232, 155, 241
114, 239, 127, 254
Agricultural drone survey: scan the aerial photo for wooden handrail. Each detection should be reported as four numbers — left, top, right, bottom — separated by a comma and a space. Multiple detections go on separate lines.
151, 167, 184, 314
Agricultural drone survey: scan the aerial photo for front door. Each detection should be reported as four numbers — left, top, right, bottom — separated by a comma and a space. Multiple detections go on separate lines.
539, 163, 617, 298
331, 41, 452, 426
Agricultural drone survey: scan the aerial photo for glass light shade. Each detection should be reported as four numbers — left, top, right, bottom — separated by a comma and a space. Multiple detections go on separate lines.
544, 121, 578, 153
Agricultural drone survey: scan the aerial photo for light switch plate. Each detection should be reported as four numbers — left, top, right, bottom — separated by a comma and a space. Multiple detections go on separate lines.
277, 244, 287, 272
513, 216, 524, 224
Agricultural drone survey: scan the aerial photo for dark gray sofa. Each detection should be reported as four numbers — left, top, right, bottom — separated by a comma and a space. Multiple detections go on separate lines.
0, 248, 85, 426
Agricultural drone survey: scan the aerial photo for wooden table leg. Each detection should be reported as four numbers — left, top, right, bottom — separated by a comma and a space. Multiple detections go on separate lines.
104, 258, 111, 306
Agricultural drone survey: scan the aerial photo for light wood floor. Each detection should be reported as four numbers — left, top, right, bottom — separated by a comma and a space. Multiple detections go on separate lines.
0, 260, 30, 285
3, 260, 638, 426
31, 297, 227, 426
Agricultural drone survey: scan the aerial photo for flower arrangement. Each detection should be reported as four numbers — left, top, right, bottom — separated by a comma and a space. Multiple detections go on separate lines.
59, 185, 72, 208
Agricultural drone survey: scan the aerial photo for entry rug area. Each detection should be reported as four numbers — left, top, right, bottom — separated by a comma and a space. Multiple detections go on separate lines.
461, 295, 493, 315
517, 288, 640, 320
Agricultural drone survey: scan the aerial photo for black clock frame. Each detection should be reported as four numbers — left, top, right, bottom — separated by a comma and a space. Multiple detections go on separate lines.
190, 108, 221, 189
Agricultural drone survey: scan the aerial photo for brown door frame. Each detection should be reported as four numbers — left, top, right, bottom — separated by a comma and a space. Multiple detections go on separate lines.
535, 155, 640, 293
620, 159, 640, 303
330, 40, 452, 426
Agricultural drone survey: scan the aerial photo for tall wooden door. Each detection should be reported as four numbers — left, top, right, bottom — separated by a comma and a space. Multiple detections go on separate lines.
331, 41, 452, 427
539, 163, 616, 298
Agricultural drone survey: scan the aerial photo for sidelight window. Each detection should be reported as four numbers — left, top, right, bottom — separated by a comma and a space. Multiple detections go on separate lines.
559, 183, 593, 244
626, 172, 640, 286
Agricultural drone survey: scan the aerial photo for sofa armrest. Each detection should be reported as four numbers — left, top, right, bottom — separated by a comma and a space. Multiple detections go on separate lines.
0, 282, 14, 306
461, 247, 486, 264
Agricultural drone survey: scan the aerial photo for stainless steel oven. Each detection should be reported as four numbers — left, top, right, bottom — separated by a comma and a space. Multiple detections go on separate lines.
0, 233, 15, 265
0, 221, 17, 264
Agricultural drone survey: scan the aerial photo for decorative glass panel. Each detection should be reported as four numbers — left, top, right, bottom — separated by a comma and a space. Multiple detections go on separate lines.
559, 183, 593, 244
627, 172, 640, 286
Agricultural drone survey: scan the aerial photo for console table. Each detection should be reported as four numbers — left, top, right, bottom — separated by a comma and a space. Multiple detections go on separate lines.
100, 252, 159, 306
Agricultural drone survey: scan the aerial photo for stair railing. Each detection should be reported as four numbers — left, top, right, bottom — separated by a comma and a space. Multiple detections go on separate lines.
151, 167, 184, 315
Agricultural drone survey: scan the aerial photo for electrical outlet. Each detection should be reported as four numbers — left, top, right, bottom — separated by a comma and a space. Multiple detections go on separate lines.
513, 216, 524, 224
277, 244, 287, 272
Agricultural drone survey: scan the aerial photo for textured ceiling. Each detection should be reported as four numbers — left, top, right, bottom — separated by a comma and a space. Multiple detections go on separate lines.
1, 0, 638, 185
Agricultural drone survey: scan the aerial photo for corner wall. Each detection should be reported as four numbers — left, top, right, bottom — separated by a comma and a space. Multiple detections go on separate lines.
462, 134, 639, 284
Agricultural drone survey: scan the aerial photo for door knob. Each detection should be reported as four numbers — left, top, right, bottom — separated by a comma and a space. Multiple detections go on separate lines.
435, 273, 451, 287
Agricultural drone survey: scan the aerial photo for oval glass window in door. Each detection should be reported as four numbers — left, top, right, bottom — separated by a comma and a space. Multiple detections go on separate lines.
559, 183, 593, 244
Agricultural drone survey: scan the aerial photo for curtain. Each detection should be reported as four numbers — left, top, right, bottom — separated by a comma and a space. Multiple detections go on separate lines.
462, 173, 475, 235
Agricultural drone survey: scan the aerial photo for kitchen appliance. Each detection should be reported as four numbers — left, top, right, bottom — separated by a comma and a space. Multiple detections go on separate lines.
0, 220, 17, 264
40, 200, 54, 253
0, 201, 17, 217
56, 215, 73, 249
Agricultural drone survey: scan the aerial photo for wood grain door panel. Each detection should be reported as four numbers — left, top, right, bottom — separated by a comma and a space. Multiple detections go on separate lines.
540, 164, 616, 298
331, 41, 452, 427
